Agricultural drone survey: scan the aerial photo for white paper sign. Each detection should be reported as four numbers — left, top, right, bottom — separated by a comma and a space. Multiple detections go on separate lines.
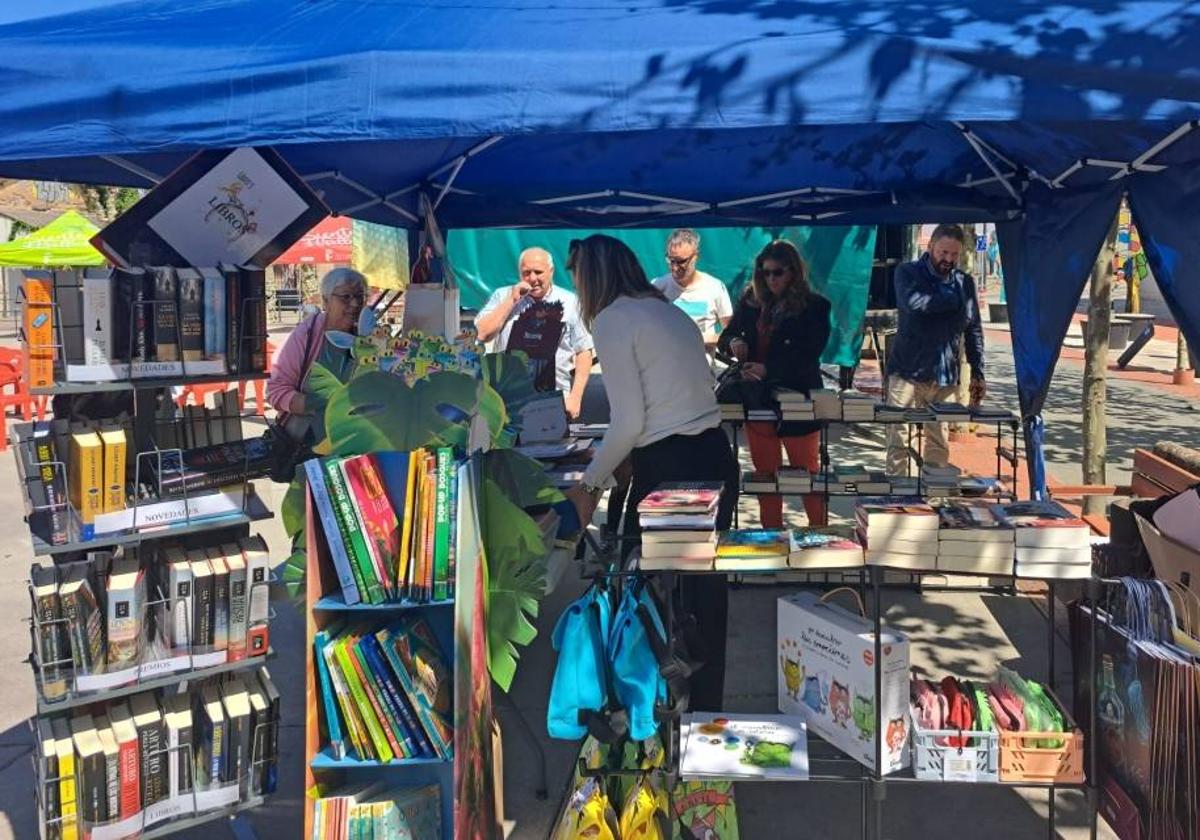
943, 747, 978, 782
518, 393, 568, 444
147, 147, 310, 268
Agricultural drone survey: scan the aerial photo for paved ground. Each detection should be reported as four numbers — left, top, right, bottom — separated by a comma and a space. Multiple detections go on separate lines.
0, 299, 1195, 839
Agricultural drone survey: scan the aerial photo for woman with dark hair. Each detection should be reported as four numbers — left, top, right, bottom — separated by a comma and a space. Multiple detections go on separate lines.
563, 233, 738, 712
719, 239, 831, 528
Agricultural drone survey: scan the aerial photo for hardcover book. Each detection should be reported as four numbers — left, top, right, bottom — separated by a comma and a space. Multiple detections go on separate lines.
305, 457, 361, 605
99, 426, 128, 513
343, 453, 402, 598
239, 535, 271, 656
152, 267, 180, 362
680, 713, 809, 781
105, 556, 144, 669
130, 692, 167, 807
177, 269, 205, 362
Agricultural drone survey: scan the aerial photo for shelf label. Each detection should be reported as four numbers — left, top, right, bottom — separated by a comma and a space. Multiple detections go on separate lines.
943, 747, 978, 782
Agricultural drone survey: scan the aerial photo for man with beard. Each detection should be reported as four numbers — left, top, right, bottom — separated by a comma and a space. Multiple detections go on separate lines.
475, 246, 594, 418
884, 224, 986, 474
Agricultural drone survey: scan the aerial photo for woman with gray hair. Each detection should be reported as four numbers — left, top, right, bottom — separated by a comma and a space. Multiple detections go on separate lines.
267, 267, 368, 442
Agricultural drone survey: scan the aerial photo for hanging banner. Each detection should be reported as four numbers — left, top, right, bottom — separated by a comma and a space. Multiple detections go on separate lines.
273, 216, 352, 264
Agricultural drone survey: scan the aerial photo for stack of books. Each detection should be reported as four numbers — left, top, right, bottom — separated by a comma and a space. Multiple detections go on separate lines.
856, 498, 939, 569
787, 528, 865, 569
742, 471, 777, 494
811, 389, 841, 420
776, 467, 813, 494
746, 408, 778, 423
306, 449, 463, 606
154, 437, 271, 498
930, 402, 972, 423
839, 390, 877, 421
679, 712, 809, 781
638, 483, 722, 570
311, 783, 441, 839
715, 529, 792, 570
992, 501, 1093, 579
719, 402, 745, 422
775, 389, 815, 421
887, 475, 920, 495
830, 465, 889, 494
875, 405, 908, 422
921, 464, 962, 494
313, 618, 453, 763
934, 501, 1015, 575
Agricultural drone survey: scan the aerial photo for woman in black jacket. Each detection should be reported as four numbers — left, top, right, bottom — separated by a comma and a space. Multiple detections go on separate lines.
719, 239, 831, 528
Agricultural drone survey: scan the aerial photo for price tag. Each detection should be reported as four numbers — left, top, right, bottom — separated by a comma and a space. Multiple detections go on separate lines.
943, 747, 978, 782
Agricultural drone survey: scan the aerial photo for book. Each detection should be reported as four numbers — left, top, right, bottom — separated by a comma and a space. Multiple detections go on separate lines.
325, 457, 383, 604
209, 549, 230, 652
36, 718, 60, 840
195, 683, 226, 788
29, 422, 69, 546
256, 669, 281, 794
245, 677, 272, 794
23, 272, 55, 387
1014, 559, 1092, 580
716, 529, 791, 559
991, 501, 1091, 548
220, 680, 252, 792
306, 457, 361, 605
105, 556, 144, 668
98, 426, 127, 512
130, 692, 166, 807
51, 717, 79, 840
68, 430, 104, 526
361, 633, 434, 758
239, 535, 271, 656
166, 547, 193, 652
641, 538, 717, 560
639, 555, 715, 571
1015, 546, 1092, 565
107, 701, 141, 819
833, 464, 872, 484
679, 713, 809, 781
935, 501, 1015, 543
433, 448, 453, 601
177, 269, 205, 362
376, 620, 454, 759
59, 561, 105, 675
930, 401, 971, 420
320, 630, 371, 760
163, 694, 194, 798
81, 274, 112, 366
71, 715, 107, 824
31, 564, 69, 702
855, 498, 938, 540
238, 266, 268, 372
201, 268, 227, 363
347, 635, 408, 759
155, 437, 271, 497
344, 453, 402, 599
314, 630, 347, 760
109, 267, 140, 363
189, 550, 215, 650
639, 512, 718, 530
788, 529, 865, 569
153, 267, 180, 362
225, 543, 249, 660
637, 482, 723, 515
334, 636, 395, 762
641, 529, 719, 545
221, 264, 241, 373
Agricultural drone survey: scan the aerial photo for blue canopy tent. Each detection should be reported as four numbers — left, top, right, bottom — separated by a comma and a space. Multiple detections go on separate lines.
2, 0, 1200, 495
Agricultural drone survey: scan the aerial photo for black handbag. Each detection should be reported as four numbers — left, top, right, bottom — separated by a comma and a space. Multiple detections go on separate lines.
714, 362, 777, 414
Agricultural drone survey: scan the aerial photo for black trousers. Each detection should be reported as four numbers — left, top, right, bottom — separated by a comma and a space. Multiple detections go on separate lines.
625, 426, 739, 712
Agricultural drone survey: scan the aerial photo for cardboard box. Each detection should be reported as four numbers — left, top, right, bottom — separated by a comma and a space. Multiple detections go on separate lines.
777, 591, 910, 774
1135, 513, 1200, 589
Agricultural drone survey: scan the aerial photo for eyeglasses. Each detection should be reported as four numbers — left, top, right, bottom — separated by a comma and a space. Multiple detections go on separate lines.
331, 291, 366, 305
666, 254, 695, 267
758, 267, 789, 278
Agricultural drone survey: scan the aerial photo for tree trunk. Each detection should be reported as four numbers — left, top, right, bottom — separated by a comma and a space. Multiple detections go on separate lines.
1082, 216, 1119, 516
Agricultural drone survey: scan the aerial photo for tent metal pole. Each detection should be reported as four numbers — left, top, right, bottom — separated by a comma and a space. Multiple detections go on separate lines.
99, 155, 162, 184
955, 123, 1020, 202
531, 190, 614, 205
617, 189, 707, 209
1051, 160, 1084, 188
1129, 119, 1198, 169
425, 134, 504, 182
432, 155, 468, 210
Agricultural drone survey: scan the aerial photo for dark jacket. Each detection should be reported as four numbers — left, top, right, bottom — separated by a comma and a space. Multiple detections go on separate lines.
718, 292, 831, 436
887, 254, 985, 387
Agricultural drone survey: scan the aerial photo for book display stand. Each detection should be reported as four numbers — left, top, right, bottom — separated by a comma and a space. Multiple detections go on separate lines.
19, 268, 279, 840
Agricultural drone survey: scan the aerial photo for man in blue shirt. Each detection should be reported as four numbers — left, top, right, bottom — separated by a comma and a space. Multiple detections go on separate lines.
885, 224, 986, 474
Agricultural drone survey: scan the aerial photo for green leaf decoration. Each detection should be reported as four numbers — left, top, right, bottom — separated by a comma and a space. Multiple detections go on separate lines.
482, 352, 538, 420
306, 362, 344, 405
480, 475, 548, 692
281, 545, 308, 604
281, 470, 308, 538
482, 448, 566, 509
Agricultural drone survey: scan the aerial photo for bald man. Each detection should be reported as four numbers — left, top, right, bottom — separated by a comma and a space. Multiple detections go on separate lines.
475, 247, 594, 418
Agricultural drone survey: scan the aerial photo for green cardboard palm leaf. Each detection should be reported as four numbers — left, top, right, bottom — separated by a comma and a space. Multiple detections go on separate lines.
483, 448, 565, 509
480, 476, 548, 692
281, 471, 307, 537
482, 352, 538, 420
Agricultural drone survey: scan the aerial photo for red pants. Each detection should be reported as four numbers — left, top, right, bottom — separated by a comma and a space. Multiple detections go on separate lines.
744, 423, 826, 528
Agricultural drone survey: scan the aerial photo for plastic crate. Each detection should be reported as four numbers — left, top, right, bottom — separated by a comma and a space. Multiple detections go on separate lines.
997, 689, 1085, 784
909, 710, 1001, 783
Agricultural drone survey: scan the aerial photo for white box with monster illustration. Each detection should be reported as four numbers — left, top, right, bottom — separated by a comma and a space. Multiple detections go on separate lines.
777, 591, 911, 774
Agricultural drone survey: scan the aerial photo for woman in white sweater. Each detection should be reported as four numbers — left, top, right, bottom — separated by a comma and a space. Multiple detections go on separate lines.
564, 234, 738, 711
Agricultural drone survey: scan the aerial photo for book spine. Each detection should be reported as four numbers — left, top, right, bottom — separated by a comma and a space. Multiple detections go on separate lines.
117, 739, 139, 818
40, 747, 59, 840
81, 752, 104, 824
169, 567, 192, 652
447, 462, 459, 597
177, 723, 193, 795
333, 639, 394, 762
242, 540, 270, 656
103, 752, 118, 824
433, 448, 452, 601
203, 271, 226, 362
362, 634, 430, 757
313, 633, 346, 759
213, 571, 229, 652
60, 592, 89, 674
140, 724, 163, 807
194, 574, 213, 649
227, 567, 248, 661
423, 457, 437, 600
344, 455, 398, 597
33, 589, 67, 698
224, 266, 240, 374
349, 641, 407, 758
305, 458, 361, 606
101, 430, 127, 513
135, 271, 153, 362
81, 275, 113, 367
238, 267, 267, 372
325, 459, 383, 604
58, 748, 78, 840
210, 716, 224, 786
167, 721, 181, 799
396, 455, 418, 600
33, 431, 68, 545
153, 268, 179, 362
321, 641, 370, 760
376, 630, 451, 759
177, 272, 204, 362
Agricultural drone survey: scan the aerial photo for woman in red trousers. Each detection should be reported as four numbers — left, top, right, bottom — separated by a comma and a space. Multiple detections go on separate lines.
719, 240, 831, 528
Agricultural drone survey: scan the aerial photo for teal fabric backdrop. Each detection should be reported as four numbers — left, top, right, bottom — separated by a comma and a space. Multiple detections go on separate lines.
448, 226, 877, 367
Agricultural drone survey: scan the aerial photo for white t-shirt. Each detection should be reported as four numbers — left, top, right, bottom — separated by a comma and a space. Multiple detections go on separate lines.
582, 295, 721, 487
652, 270, 733, 339
475, 284, 594, 392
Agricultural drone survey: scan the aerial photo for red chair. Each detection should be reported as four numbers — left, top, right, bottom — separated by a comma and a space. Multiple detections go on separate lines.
0, 346, 44, 451
239, 340, 277, 417
176, 381, 233, 409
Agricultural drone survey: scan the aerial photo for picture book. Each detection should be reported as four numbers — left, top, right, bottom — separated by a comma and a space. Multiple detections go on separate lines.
679, 713, 808, 781
788, 529, 865, 569
636, 482, 723, 515
716, 530, 791, 558
343, 453, 401, 598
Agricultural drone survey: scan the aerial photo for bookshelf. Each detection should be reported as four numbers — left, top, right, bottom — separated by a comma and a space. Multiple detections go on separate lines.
18, 266, 278, 840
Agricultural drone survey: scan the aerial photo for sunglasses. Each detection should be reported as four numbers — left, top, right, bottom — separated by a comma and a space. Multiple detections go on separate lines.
666, 254, 695, 267
758, 267, 789, 278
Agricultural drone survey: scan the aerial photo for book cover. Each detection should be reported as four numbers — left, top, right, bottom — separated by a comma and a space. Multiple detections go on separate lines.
51, 717, 79, 840
935, 502, 1015, 541
637, 482, 723, 515
394, 453, 419, 598
208, 549, 230, 652
306, 457, 361, 606
333, 636, 395, 762
201, 268, 227, 363
219, 680, 252, 792
320, 633, 371, 760
238, 535, 270, 656
68, 430, 103, 526
787, 529, 865, 569
155, 437, 271, 497
379, 785, 442, 838
376, 622, 453, 759
165, 547, 193, 653
163, 694, 194, 797
23, 272, 55, 387
81, 274, 113, 365
343, 453, 401, 598
313, 630, 347, 760
177, 269, 205, 362
256, 668, 281, 794
36, 718, 60, 840
110, 267, 141, 363
325, 457, 383, 604
107, 701, 140, 819
717, 529, 791, 558
152, 267, 180, 362
130, 692, 166, 807
224, 543, 249, 660
31, 564, 69, 702
245, 679, 270, 794
195, 683, 226, 788
421, 454, 437, 599
99, 426, 127, 513
105, 556, 144, 669
70, 715, 107, 824
30, 422, 69, 546
346, 636, 407, 759
237, 265, 268, 372
188, 550, 215, 650
433, 448, 452, 601
679, 713, 809, 781
94, 716, 120, 821
362, 633, 435, 757
59, 562, 105, 676
220, 264, 241, 373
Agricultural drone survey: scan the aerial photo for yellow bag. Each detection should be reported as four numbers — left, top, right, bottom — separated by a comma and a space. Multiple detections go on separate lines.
619, 780, 669, 840
557, 782, 620, 840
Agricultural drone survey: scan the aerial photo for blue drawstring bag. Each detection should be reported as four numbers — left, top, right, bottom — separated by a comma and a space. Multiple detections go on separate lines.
548, 586, 613, 739
609, 584, 669, 741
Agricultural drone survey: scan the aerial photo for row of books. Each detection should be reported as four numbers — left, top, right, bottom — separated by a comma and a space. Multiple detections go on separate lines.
311, 782, 441, 840
639, 527, 865, 572
156, 387, 245, 454
313, 619, 453, 763
856, 498, 1092, 578
31, 536, 270, 703
718, 388, 1013, 424
36, 670, 279, 840
24, 266, 268, 386
742, 466, 998, 497
307, 450, 462, 606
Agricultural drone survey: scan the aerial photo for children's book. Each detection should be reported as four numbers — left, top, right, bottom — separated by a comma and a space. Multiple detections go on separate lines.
679, 713, 808, 781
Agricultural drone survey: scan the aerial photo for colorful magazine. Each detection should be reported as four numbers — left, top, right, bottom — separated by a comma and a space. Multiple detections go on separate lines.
716, 529, 790, 558
637, 482, 723, 515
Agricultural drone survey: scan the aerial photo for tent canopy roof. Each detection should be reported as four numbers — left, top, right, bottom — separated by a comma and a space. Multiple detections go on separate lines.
0, 1, 1198, 228
0, 209, 105, 266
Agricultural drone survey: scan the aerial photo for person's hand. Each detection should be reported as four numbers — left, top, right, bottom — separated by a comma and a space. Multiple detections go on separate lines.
969, 377, 987, 407
729, 337, 749, 362
741, 362, 767, 381
564, 392, 582, 421
565, 483, 600, 527
511, 280, 533, 302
